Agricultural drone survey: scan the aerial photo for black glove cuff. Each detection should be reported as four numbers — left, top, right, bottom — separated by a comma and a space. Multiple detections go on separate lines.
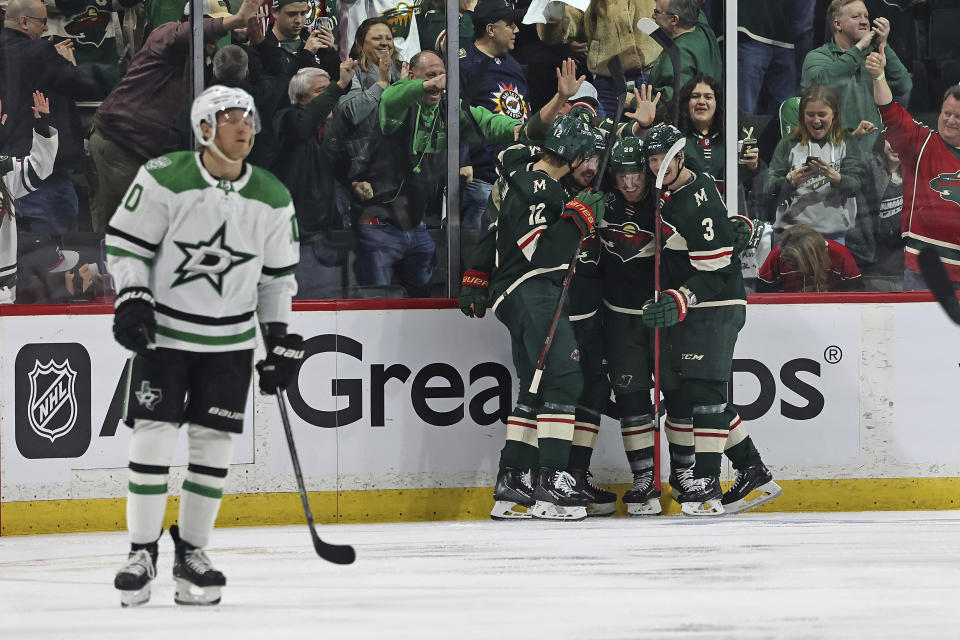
116, 287, 154, 309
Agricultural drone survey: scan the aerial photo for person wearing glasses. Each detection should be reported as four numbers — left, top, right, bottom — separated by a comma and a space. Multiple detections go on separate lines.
647, 0, 721, 110
0, 0, 101, 234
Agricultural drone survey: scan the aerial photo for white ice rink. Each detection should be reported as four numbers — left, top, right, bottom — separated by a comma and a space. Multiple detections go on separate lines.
1, 512, 957, 639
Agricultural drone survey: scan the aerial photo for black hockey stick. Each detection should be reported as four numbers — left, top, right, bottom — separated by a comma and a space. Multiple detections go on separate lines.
918, 246, 960, 324
275, 389, 356, 565
529, 55, 627, 394
636, 17, 681, 124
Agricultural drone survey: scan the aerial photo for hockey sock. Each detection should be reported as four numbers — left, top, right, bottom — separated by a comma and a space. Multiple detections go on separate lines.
723, 412, 762, 470
689, 380, 730, 478
663, 391, 694, 469
177, 424, 233, 548
568, 406, 601, 469
616, 392, 655, 471
126, 420, 180, 545
500, 406, 539, 471
536, 403, 576, 470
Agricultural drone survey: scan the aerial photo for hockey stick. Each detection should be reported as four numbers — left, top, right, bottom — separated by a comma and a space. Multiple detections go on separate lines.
636, 17, 682, 125
651, 137, 686, 489
918, 246, 960, 325
529, 55, 627, 394
275, 389, 357, 565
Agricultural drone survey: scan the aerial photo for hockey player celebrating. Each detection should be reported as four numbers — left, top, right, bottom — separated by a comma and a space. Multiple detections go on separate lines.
640, 124, 781, 516
486, 114, 603, 521
106, 86, 301, 605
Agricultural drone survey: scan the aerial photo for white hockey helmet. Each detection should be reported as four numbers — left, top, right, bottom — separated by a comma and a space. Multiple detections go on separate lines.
190, 85, 261, 147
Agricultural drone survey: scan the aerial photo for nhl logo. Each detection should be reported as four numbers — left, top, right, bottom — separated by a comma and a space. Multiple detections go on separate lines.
27, 359, 78, 443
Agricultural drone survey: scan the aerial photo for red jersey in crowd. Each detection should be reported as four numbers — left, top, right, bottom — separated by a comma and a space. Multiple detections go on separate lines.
758, 239, 862, 292
879, 102, 960, 281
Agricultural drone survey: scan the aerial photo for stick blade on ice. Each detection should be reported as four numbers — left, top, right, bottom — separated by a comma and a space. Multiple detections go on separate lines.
918, 246, 960, 325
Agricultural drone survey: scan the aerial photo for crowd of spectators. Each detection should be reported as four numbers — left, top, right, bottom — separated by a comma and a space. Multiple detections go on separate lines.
0, 0, 958, 303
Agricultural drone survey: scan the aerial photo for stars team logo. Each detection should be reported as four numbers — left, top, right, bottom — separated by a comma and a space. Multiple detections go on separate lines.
491, 83, 527, 121
135, 381, 162, 411
172, 223, 255, 294
930, 171, 960, 207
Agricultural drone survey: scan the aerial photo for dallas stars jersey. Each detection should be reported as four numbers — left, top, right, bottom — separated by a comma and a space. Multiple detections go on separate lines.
490, 168, 582, 309
106, 152, 299, 353
659, 171, 746, 306
599, 191, 657, 311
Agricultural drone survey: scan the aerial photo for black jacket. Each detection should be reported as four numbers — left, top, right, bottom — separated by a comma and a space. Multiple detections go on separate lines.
255, 28, 340, 83
273, 81, 348, 237
0, 29, 100, 172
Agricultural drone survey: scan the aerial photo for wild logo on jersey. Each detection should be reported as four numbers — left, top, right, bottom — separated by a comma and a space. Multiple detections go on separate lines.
930, 170, 960, 207
172, 223, 255, 294
600, 221, 655, 262
380, 1, 416, 38
491, 83, 527, 121
63, 5, 112, 47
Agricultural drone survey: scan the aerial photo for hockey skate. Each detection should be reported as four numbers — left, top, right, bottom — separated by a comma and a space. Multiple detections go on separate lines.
722, 463, 783, 514
622, 469, 662, 516
531, 468, 588, 521
677, 475, 724, 516
170, 525, 226, 605
567, 469, 616, 516
491, 467, 535, 520
669, 466, 695, 502
114, 543, 158, 607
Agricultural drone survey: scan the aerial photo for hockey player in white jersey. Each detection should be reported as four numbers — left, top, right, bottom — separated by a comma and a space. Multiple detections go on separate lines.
107, 86, 302, 607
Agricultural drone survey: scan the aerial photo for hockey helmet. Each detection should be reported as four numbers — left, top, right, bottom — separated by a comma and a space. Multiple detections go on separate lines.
641, 124, 684, 159
589, 127, 607, 159
542, 115, 595, 163
610, 136, 645, 173
568, 103, 599, 128
191, 85, 261, 147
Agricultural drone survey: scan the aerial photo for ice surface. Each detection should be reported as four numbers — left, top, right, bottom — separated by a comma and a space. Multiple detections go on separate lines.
1, 512, 958, 639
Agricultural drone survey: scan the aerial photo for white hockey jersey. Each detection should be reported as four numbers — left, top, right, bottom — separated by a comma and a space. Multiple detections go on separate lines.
0, 125, 60, 301
338, 0, 421, 62
105, 152, 299, 353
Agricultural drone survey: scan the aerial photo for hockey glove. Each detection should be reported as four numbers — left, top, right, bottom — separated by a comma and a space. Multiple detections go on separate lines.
113, 287, 157, 355
459, 269, 490, 318
641, 287, 694, 328
562, 190, 606, 236
731, 215, 766, 254
256, 333, 305, 394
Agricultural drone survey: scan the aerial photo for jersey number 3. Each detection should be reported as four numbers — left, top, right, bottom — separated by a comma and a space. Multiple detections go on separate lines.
701, 217, 714, 241
528, 203, 546, 226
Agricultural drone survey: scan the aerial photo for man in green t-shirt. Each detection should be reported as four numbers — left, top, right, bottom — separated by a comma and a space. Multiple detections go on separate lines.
647, 0, 722, 108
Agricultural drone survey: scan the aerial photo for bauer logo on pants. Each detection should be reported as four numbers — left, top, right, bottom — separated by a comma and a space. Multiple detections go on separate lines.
15, 343, 91, 459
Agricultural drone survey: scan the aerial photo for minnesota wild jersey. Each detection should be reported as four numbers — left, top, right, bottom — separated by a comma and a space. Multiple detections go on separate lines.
490, 168, 582, 309
598, 191, 657, 311
106, 152, 299, 353
658, 171, 746, 305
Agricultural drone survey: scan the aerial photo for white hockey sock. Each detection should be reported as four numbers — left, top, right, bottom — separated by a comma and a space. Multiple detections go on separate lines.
127, 420, 180, 545
177, 424, 233, 548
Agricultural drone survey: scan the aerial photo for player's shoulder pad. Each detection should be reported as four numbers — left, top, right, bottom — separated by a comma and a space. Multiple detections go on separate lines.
511, 169, 562, 199
498, 143, 539, 171
141, 152, 203, 193
239, 165, 293, 210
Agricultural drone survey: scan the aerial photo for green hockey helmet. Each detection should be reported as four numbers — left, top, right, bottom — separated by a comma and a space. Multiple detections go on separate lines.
542, 114, 595, 163
589, 127, 607, 159
610, 136, 644, 173
641, 124, 684, 159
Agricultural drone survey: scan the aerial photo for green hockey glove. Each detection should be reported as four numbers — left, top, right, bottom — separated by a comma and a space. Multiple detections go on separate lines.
731, 215, 766, 254
459, 269, 490, 318
642, 287, 694, 328
562, 190, 606, 236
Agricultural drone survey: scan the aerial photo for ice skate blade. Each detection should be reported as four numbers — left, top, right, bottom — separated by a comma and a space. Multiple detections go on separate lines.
174, 579, 222, 606
587, 501, 616, 517
118, 586, 151, 608
491, 500, 532, 520
723, 481, 783, 514
531, 501, 587, 521
680, 499, 724, 516
626, 499, 662, 516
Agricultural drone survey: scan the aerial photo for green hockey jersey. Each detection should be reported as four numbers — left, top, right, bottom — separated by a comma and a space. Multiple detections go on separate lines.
106, 151, 299, 352
658, 171, 746, 306
598, 191, 657, 312
490, 167, 582, 309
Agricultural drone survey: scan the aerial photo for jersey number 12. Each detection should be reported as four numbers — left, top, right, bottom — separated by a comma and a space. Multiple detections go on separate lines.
528, 203, 546, 226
